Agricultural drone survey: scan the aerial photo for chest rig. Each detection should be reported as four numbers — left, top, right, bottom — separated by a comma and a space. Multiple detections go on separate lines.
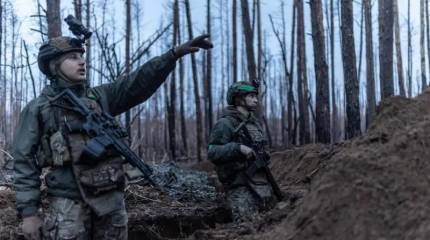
37, 88, 127, 216
37, 90, 105, 166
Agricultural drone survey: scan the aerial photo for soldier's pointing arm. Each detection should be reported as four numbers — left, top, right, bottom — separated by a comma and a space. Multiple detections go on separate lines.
94, 34, 213, 116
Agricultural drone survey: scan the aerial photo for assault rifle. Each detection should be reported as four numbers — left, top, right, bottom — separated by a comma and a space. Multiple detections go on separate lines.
49, 88, 156, 187
233, 118, 284, 201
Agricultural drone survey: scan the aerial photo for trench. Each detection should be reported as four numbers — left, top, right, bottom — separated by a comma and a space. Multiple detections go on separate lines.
128, 205, 231, 239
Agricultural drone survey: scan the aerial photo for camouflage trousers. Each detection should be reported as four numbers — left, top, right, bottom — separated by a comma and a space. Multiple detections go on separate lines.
226, 184, 276, 222
42, 197, 128, 240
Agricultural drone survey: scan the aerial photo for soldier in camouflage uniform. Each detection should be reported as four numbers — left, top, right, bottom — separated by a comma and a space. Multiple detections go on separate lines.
13, 33, 212, 239
208, 81, 277, 222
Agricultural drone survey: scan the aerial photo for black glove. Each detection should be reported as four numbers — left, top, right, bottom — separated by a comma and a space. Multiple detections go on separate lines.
174, 34, 213, 58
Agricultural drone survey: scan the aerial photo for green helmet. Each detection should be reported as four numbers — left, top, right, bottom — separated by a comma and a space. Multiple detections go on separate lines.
227, 81, 258, 105
37, 36, 85, 78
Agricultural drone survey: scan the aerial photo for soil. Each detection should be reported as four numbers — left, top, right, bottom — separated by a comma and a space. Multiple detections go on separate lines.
3, 92, 430, 239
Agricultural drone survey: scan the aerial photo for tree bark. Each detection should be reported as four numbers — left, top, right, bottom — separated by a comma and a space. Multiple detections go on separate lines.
46, 0, 62, 38
289, 2, 297, 145
394, 0, 406, 97
232, 0, 238, 83
340, 0, 360, 139
407, 0, 412, 97
205, 0, 213, 135
296, 0, 310, 144
379, 0, 394, 98
240, 0, 257, 85
184, 0, 203, 162
310, 0, 330, 143
364, 0, 376, 128
85, 0, 91, 84
168, 0, 179, 160
421, 0, 427, 91
125, 0, 131, 142
73, 0, 82, 21
330, 0, 338, 142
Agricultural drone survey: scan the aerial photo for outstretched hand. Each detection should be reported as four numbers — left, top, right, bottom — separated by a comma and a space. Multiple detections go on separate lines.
174, 34, 213, 58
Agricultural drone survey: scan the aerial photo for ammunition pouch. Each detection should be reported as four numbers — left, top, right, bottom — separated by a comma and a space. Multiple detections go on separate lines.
78, 160, 125, 196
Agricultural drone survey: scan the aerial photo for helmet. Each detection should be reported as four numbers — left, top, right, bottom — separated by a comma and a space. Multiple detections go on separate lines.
37, 36, 85, 77
227, 81, 258, 105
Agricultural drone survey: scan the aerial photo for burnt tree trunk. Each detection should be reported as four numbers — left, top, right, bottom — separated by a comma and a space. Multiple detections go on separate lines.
178, 8, 188, 156
232, 0, 238, 83
310, 0, 330, 143
330, 0, 338, 142
205, 0, 213, 135
426, 0, 430, 91
296, 0, 310, 144
379, 0, 394, 98
407, 0, 412, 97
73, 0, 82, 21
364, 0, 376, 128
85, 0, 91, 83
168, 0, 179, 160
421, 0, 427, 91
184, 0, 203, 162
340, 0, 360, 139
46, 0, 62, 38
240, 0, 257, 85
394, 0, 406, 97
125, 0, 131, 142
289, 2, 297, 145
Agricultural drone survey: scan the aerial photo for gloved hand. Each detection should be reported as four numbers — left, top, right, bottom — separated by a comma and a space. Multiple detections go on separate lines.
22, 215, 43, 240
240, 145, 255, 160
174, 34, 213, 58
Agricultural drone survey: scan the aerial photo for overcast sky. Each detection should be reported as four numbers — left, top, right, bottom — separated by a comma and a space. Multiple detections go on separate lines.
7, 0, 427, 110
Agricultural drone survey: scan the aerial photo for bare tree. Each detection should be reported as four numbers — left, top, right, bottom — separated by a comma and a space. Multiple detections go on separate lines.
407, 0, 412, 97
341, 0, 360, 139
379, 0, 394, 98
364, 0, 376, 128
124, 0, 131, 143
85, 0, 91, 83
289, 2, 297, 145
184, 0, 203, 162
205, 0, 213, 136
421, 0, 427, 91
73, 0, 82, 21
310, 0, 330, 143
46, 0, 62, 38
240, 0, 257, 85
167, 0, 179, 160
178, 7, 188, 156
232, 0, 238, 83
296, 0, 310, 144
394, 0, 406, 97
329, 0, 338, 141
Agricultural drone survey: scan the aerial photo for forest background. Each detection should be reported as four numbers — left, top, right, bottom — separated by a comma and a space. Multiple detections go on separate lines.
0, 0, 426, 164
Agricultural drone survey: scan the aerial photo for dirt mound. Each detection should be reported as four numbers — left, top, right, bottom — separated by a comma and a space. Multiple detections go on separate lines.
228, 93, 430, 240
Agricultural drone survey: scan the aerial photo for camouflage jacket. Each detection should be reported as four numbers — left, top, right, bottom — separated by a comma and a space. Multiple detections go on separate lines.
207, 106, 268, 187
12, 51, 176, 217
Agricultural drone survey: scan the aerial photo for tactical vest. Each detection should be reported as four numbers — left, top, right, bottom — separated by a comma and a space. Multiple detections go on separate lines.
215, 115, 268, 186
36, 89, 126, 216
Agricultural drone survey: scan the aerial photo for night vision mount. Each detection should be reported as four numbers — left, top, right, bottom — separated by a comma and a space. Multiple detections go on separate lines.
64, 15, 92, 44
